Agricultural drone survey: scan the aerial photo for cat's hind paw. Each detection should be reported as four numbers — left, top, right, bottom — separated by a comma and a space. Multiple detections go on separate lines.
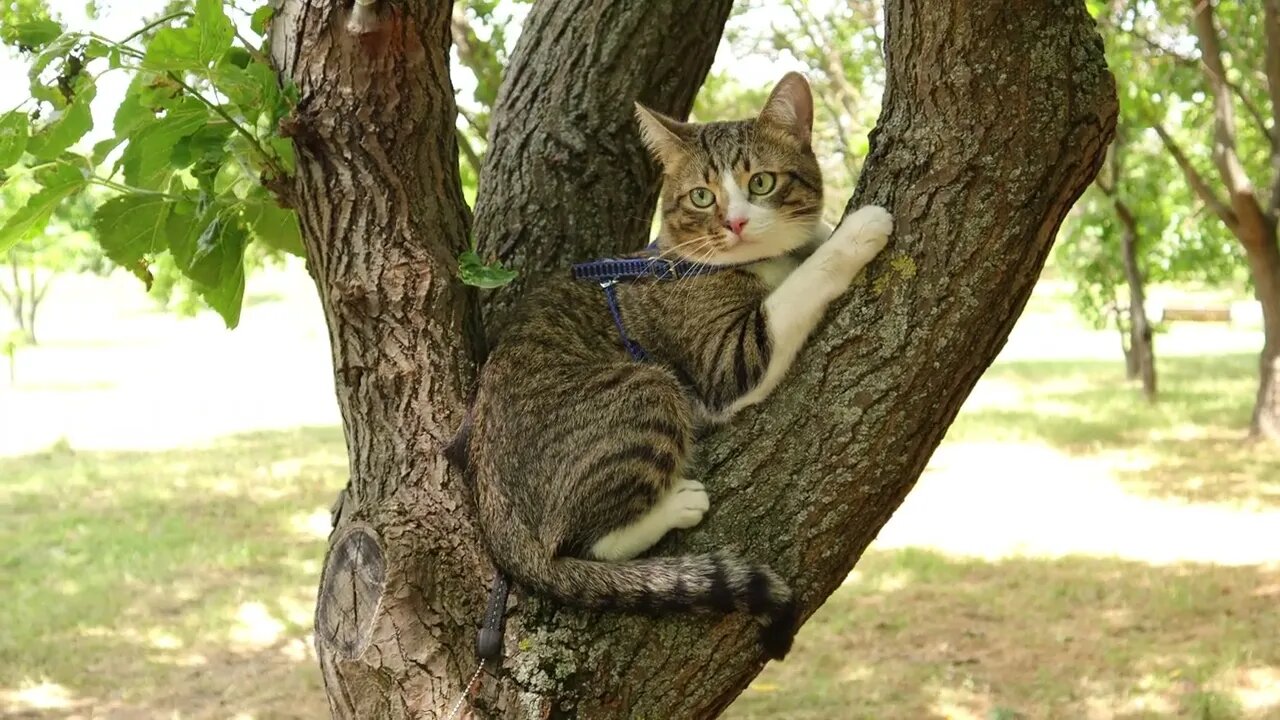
666, 479, 709, 529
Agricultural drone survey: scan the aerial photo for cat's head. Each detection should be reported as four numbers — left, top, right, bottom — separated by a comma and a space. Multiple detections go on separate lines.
636, 72, 823, 266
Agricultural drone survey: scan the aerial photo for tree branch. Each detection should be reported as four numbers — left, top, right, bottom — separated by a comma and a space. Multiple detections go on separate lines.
1153, 122, 1240, 230
1264, 0, 1280, 218
1130, 25, 1273, 150
466, 0, 1116, 715
473, 0, 735, 321
1189, 0, 1255, 196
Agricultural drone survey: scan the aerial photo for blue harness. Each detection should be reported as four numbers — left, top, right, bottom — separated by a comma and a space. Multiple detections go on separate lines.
571, 243, 740, 362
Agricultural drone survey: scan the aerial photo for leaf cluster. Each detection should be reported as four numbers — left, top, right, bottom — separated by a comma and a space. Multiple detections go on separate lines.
0, 0, 301, 327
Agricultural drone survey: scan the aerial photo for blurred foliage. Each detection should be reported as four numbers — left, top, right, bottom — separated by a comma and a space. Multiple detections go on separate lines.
1055, 0, 1266, 327
2, 0, 1267, 327
0, 0, 300, 328
0, 173, 104, 342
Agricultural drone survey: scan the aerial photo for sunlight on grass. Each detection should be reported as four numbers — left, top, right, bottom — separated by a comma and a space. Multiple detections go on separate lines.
0, 427, 343, 718
727, 550, 1280, 720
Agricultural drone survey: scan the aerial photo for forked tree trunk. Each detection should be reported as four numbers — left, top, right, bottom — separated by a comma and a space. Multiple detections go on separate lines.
270, 0, 1115, 717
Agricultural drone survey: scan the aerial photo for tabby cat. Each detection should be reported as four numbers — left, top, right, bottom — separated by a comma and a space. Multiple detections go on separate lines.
450, 73, 893, 659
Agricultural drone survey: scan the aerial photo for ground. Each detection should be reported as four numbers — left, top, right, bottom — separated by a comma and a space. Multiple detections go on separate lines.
1, 267, 1277, 720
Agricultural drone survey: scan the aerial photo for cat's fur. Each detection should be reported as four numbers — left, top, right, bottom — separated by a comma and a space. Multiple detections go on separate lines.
450, 73, 893, 660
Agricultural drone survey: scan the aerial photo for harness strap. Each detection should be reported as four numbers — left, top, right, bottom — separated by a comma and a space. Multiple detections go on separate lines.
601, 280, 650, 362
571, 244, 743, 363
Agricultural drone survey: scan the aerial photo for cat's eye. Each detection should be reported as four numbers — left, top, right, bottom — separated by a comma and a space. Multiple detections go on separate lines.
688, 187, 715, 208
748, 172, 777, 196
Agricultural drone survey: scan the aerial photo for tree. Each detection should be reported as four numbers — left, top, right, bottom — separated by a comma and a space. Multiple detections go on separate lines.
1096, 125, 1160, 401
293, 0, 1112, 715
1116, 0, 1280, 440
0, 177, 99, 343
1057, 0, 1246, 402
2, 0, 1116, 716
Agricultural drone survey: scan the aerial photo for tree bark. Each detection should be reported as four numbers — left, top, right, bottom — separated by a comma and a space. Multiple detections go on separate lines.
472, 0, 735, 326
273, 0, 1114, 717
1244, 222, 1280, 440
1115, 198, 1157, 401
269, 3, 484, 717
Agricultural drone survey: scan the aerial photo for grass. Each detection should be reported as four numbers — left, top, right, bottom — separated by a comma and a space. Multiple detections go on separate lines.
947, 353, 1280, 509
728, 550, 1279, 720
0, 428, 343, 719
2, 272, 1278, 718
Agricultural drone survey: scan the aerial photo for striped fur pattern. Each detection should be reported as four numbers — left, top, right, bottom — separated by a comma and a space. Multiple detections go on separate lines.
452, 73, 893, 660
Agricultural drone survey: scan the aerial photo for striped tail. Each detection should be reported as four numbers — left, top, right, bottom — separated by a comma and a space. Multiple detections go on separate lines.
506, 551, 798, 660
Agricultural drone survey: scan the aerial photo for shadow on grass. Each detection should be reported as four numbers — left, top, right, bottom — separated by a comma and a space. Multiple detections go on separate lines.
728, 548, 1280, 720
0, 426, 346, 719
947, 353, 1280, 508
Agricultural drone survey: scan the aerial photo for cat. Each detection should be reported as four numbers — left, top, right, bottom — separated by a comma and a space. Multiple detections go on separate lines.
449, 72, 893, 660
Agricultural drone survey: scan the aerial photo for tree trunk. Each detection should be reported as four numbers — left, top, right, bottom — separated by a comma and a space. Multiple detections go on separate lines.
471, 0, 735, 327
272, 0, 1115, 717
1116, 305, 1136, 378
7, 255, 26, 342
1114, 199, 1157, 400
24, 264, 40, 345
1243, 220, 1280, 440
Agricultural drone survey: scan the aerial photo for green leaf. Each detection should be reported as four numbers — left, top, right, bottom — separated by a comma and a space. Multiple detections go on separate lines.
26, 90, 94, 160
142, 0, 233, 71
193, 0, 235, 61
244, 191, 304, 257
169, 200, 247, 327
171, 123, 231, 170
120, 97, 208, 189
7, 19, 63, 49
250, 4, 274, 35
458, 250, 517, 289
0, 162, 86, 253
27, 33, 80, 88
0, 112, 29, 169
84, 38, 111, 60
91, 194, 174, 266
213, 60, 279, 122
142, 28, 203, 72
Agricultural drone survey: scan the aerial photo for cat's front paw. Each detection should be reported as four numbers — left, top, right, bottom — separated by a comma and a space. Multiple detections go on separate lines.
666, 479, 709, 529
831, 205, 893, 258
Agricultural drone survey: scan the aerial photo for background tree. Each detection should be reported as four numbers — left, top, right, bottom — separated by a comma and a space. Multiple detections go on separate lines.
0, 0, 1115, 716
1056, 0, 1246, 401
1102, 0, 1280, 440
0, 177, 100, 343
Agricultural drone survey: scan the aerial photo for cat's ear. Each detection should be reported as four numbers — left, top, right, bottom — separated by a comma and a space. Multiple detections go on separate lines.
759, 72, 814, 147
635, 102, 691, 167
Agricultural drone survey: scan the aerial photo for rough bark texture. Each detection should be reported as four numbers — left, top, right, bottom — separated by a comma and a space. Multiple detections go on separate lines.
272, 0, 1115, 717
269, 3, 484, 717
472, 0, 735, 327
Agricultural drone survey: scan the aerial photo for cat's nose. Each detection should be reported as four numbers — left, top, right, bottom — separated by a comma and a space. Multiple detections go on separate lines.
726, 217, 749, 236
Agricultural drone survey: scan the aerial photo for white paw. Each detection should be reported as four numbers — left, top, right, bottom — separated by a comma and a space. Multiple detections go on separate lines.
831, 205, 893, 256
666, 479, 709, 529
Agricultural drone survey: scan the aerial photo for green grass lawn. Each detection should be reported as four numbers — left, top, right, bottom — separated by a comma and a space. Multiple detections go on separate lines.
2, 274, 1279, 719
